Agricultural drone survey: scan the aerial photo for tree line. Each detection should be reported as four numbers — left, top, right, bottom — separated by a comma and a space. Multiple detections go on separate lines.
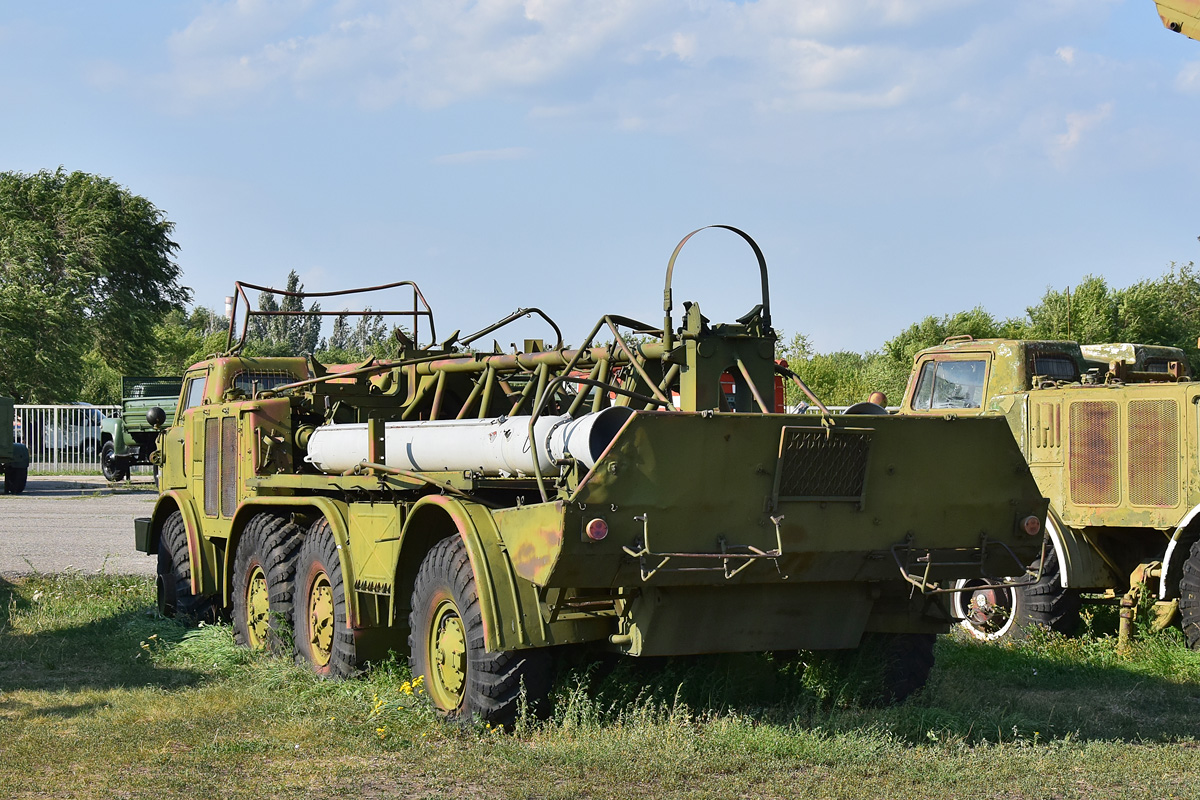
3, 169, 1199, 406
780, 265, 1200, 407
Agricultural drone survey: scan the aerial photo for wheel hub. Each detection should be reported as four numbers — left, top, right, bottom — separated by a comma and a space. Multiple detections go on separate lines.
308, 573, 334, 667
245, 564, 270, 649
966, 584, 1011, 630
429, 601, 467, 705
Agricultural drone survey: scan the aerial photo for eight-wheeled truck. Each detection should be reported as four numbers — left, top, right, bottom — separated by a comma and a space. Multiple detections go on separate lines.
1, 395, 29, 494
900, 336, 1200, 648
135, 227, 1049, 723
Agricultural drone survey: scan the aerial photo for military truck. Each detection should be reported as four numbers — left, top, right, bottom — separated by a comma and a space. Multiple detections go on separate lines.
0, 395, 29, 494
100, 376, 183, 481
1078, 342, 1190, 378
900, 336, 1200, 648
135, 227, 1049, 723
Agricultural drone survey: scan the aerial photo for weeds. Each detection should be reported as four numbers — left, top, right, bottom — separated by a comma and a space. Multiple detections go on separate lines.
3, 573, 1200, 799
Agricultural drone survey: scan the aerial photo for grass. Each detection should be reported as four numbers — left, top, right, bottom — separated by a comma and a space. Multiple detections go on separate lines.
3, 574, 1200, 799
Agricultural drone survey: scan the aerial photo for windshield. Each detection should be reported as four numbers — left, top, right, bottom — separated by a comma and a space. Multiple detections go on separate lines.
911, 359, 987, 410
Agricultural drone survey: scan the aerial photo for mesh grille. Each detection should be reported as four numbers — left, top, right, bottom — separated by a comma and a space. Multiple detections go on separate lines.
1069, 401, 1119, 506
204, 418, 220, 516
232, 370, 301, 394
1128, 399, 1178, 507
221, 416, 238, 516
776, 427, 871, 500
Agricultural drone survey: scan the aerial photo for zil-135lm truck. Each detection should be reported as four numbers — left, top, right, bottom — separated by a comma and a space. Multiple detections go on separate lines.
135, 227, 1049, 724
901, 336, 1200, 649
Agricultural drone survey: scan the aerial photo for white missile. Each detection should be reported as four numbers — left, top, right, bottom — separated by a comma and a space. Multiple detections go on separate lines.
304, 406, 633, 477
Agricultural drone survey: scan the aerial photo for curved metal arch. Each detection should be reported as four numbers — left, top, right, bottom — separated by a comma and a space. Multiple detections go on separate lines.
225, 278, 438, 355
662, 225, 771, 350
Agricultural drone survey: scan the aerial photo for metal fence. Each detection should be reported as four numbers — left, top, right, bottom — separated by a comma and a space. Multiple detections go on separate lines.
14, 404, 120, 473
9, 403, 891, 475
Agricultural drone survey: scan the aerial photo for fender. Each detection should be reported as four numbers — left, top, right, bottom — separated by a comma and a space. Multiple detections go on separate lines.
104, 417, 133, 457
225, 496, 358, 625
398, 495, 550, 652
1160, 503, 1200, 599
1047, 511, 1118, 590
151, 491, 210, 597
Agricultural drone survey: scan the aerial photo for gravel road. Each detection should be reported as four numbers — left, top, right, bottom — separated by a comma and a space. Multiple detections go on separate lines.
0, 476, 158, 577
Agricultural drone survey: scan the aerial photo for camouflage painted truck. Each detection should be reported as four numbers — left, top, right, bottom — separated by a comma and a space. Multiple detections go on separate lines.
1, 395, 29, 494
135, 227, 1049, 723
100, 376, 183, 481
900, 337, 1200, 648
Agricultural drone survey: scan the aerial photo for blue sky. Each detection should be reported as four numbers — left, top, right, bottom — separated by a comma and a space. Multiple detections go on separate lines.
3, 0, 1198, 353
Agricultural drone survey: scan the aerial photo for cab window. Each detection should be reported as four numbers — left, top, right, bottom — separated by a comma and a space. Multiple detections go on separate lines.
179, 374, 207, 418
1030, 355, 1078, 381
911, 359, 987, 410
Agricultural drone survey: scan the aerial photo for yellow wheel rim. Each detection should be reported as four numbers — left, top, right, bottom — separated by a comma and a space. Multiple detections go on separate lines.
427, 599, 467, 710
308, 572, 334, 667
245, 564, 270, 650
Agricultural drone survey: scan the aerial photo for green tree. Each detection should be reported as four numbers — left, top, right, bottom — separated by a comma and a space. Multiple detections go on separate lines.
1116, 262, 1200, 371
1024, 276, 1120, 344
881, 307, 1012, 368
0, 168, 189, 402
245, 270, 322, 356
152, 306, 229, 375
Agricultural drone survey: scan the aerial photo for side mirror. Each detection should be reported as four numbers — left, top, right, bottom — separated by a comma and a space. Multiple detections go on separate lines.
146, 407, 167, 428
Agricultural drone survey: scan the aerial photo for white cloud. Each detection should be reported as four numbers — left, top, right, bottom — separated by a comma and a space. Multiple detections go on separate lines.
144, 0, 983, 114
1175, 60, 1200, 93
1052, 101, 1113, 165
433, 147, 533, 165
125, 0, 1147, 175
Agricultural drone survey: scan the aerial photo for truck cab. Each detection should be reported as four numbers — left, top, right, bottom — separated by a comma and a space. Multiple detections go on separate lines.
899, 335, 1200, 648
901, 337, 1085, 418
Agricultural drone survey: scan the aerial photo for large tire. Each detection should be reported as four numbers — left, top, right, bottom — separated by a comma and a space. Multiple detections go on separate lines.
100, 441, 129, 482
232, 513, 303, 653
954, 547, 1081, 641
1180, 539, 1200, 650
409, 535, 550, 726
3, 466, 27, 494
157, 510, 216, 623
293, 519, 357, 678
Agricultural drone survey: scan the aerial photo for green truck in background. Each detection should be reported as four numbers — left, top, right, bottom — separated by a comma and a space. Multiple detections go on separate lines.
900, 337, 1200, 648
135, 227, 1050, 724
1, 395, 29, 494
100, 376, 183, 481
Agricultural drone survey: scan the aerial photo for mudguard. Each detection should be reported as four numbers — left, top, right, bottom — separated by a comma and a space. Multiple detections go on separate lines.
397, 495, 555, 652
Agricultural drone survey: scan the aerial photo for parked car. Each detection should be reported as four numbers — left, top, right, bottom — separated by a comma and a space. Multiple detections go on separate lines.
18, 403, 106, 460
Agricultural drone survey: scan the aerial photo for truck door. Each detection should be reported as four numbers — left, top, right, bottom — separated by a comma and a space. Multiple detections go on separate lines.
162, 370, 208, 490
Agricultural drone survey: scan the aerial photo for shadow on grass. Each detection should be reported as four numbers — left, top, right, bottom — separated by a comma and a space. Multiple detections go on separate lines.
549, 633, 1200, 745
0, 574, 205, 693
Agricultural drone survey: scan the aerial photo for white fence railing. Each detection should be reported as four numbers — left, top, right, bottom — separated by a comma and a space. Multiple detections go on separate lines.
14, 404, 120, 473
9, 403, 892, 475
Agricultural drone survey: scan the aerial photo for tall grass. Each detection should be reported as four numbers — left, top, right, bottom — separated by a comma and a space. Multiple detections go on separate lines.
3, 573, 1200, 799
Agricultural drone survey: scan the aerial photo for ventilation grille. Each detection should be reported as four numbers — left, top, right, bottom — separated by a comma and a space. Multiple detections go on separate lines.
775, 427, 871, 501
1128, 399, 1178, 507
221, 416, 238, 516
204, 417, 220, 516
1069, 401, 1119, 506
